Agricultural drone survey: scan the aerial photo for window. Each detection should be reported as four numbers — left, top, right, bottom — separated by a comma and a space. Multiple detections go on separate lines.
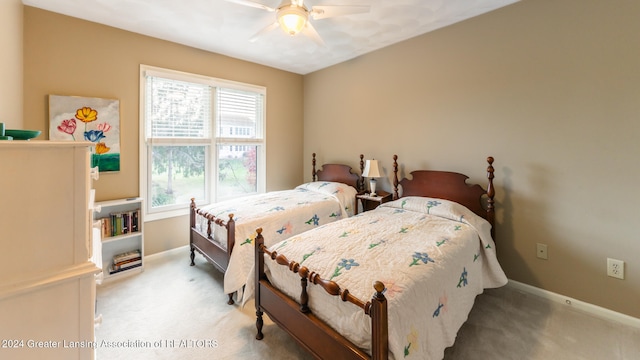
140, 65, 266, 221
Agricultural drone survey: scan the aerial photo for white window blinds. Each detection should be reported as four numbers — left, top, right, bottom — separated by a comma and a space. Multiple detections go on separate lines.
217, 87, 264, 139
145, 76, 212, 139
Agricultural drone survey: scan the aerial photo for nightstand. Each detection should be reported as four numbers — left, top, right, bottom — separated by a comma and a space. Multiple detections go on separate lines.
355, 190, 392, 214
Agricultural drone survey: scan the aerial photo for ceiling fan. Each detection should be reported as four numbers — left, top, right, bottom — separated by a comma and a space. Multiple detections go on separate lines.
224, 0, 371, 46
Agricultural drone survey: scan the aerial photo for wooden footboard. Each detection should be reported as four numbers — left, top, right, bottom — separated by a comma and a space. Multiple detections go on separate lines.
254, 229, 388, 360
190, 198, 236, 304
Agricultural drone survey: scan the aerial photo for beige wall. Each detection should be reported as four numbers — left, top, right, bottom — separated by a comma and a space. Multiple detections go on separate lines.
23, 7, 304, 255
304, 0, 640, 318
0, 0, 23, 128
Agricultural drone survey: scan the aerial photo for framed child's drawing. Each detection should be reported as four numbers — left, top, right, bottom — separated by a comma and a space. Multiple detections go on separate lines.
49, 95, 121, 172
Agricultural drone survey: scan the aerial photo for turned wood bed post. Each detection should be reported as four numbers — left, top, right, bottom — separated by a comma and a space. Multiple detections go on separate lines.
227, 214, 236, 256
225, 214, 236, 305
486, 157, 496, 239
190, 198, 196, 266
369, 281, 389, 360
298, 267, 311, 313
255, 228, 265, 340
312, 153, 317, 181
392, 155, 399, 200
359, 154, 365, 192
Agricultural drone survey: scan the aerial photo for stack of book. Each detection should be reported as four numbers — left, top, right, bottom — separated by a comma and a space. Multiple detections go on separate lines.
108, 249, 142, 274
98, 209, 140, 239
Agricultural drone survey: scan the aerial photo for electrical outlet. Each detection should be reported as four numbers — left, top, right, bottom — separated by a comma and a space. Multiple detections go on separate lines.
536, 243, 548, 260
607, 258, 625, 279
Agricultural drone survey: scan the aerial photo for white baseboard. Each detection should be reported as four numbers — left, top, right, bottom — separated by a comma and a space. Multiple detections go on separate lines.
507, 279, 640, 329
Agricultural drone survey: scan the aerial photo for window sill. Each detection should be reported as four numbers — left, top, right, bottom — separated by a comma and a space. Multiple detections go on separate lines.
145, 207, 190, 222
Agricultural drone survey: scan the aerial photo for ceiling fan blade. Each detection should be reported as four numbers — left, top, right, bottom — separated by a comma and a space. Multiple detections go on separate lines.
302, 22, 326, 47
249, 21, 280, 42
224, 0, 276, 12
310, 5, 370, 20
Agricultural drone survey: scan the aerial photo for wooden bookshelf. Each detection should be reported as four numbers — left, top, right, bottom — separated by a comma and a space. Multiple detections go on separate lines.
94, 197, 144, 281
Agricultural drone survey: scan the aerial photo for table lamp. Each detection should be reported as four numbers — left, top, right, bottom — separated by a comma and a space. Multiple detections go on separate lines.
362, 159, 382, 196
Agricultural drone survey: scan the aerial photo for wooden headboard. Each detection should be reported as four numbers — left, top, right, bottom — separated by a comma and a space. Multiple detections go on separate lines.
392, 155, 495, 227
312, 153, 365, 192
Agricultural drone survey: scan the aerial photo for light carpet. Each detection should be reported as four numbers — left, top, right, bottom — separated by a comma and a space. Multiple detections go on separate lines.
95, 247, 640, 359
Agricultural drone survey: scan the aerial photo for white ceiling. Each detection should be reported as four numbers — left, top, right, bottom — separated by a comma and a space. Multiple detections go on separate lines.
22, 0, 519, 75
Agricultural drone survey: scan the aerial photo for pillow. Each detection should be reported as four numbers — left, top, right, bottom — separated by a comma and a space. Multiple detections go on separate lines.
380, 196, 488, 228
381, 196, 496, 269
296, 181, 355, 196
296, 181, 358, 216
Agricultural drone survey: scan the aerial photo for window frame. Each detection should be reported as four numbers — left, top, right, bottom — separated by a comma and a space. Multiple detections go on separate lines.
139, 65, 266, 222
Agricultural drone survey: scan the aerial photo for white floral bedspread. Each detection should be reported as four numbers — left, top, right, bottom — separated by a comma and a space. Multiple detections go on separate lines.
195, 181, 357, 297
262, 196, 508, 360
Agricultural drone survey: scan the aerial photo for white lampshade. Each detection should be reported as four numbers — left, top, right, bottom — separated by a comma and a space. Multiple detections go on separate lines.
362, 160, 381, 178
363, 159, 381, 196
277, 5, 308, 35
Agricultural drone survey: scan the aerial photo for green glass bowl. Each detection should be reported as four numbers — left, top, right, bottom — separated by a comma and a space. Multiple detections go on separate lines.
4, 129, 42, 140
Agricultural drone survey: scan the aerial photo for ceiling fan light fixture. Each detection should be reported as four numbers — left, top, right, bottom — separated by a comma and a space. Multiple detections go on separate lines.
277, 5, 308, 35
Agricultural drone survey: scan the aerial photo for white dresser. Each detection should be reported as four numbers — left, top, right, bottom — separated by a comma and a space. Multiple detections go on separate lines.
0, 141, 100, 360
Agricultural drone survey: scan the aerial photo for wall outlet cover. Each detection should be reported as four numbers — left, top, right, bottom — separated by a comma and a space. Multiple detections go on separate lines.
607, 258, 625, 279
536, 243, 548, 260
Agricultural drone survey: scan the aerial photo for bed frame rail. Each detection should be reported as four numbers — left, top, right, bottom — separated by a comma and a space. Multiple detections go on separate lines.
255, 228, 388, 360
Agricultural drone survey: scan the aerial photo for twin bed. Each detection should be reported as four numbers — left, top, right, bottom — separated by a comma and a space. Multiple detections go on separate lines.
189, 153, 365, 304
253, 155, 507, 359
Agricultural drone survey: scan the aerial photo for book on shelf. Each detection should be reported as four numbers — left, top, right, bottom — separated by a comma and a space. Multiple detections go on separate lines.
97, 208, 141, 238
108, 249, 142, 275
109, 262, 142, 274
131, 210, 139, 232
112, 258, 142, 271
100, 219, 110, 239
113, 255, 141, 266
114, 213, 123, 236
113, 249, 141, 264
